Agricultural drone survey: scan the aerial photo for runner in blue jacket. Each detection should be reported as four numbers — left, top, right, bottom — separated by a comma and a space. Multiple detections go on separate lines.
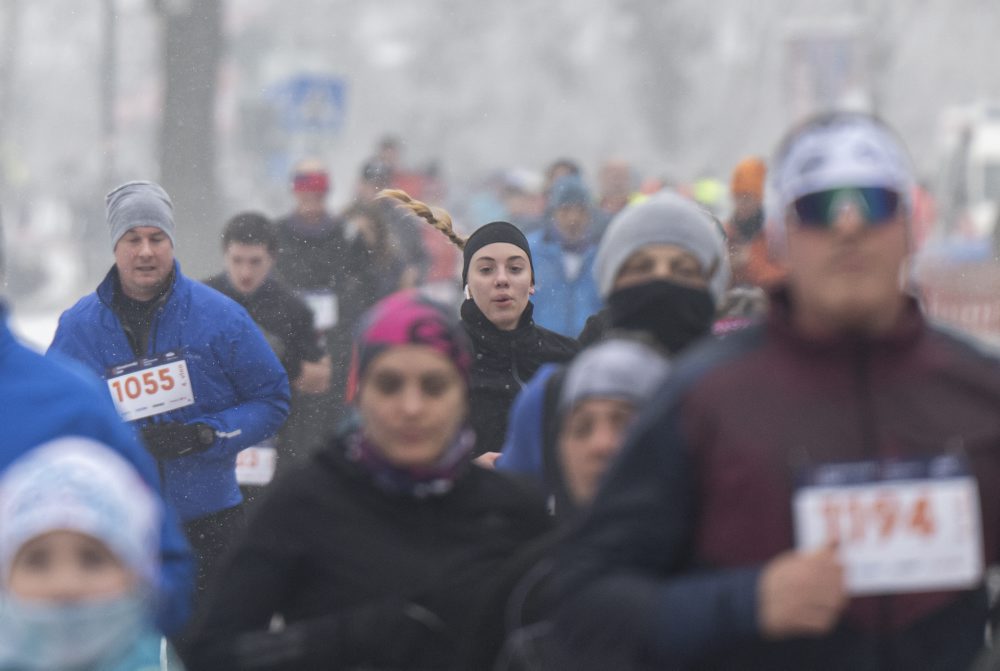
1, 301, 193, 635
524, 175, 603, 337
48, 181, 290, 598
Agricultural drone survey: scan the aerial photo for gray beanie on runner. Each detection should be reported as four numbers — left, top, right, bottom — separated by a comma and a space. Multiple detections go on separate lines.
593, 191, 730, 306
558, 338, 671, 417
107, 181, 176, 250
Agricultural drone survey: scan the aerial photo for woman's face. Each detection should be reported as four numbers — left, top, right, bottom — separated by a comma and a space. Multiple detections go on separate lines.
7, 531, 134, 602
358, 345, 468, 468
467, 242, 534, 331
613, 244, 710, 292
558, 398, 637, 505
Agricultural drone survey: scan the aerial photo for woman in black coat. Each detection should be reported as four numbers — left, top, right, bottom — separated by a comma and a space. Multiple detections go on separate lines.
376, 190, 579, 457
184, 290, 550, 670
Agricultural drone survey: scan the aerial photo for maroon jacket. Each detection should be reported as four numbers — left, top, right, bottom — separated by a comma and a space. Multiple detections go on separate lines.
553, 288, 1000, 669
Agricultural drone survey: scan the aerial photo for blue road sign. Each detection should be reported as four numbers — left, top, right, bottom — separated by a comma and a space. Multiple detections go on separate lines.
266, 74, 348, 133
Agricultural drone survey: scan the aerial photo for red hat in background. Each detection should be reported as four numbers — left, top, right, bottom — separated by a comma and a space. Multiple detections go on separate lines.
292, 158, 331, 193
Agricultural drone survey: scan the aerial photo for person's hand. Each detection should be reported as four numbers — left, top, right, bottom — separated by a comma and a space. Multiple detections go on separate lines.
473, 452, 502, 469
224, 601, 451, 669
758, 542, 847, 639
141, 422, 214, 460
292, 356, 331, 395
340, 599, 452, 666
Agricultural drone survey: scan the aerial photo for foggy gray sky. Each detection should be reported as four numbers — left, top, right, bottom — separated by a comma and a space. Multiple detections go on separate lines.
2, 0, 1000, 338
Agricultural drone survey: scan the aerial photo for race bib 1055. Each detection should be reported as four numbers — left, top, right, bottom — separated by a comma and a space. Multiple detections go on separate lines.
106, 351, 195, 422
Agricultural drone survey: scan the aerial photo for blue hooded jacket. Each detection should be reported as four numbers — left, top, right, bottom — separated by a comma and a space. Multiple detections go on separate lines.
0, 303, 193, 635
525, 175, 603, 337
48, 262, 290, 523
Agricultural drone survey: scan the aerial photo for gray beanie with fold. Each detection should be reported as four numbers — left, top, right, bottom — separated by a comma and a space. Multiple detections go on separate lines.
593, 191, 730, 306
107, 181, 175, 250
558, 338, 671, 417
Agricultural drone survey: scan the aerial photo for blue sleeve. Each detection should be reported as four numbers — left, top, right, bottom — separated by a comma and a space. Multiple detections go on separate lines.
47, 357, 195, 636
550, 379, 761, 665
195, 312, 291, 458
496, 364, 559, 479
47, 310, 97, 369
648, 567, 761, 662
90, 407, 195, 635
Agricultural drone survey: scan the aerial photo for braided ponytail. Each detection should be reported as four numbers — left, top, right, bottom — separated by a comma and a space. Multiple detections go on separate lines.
376, 189, 466, 250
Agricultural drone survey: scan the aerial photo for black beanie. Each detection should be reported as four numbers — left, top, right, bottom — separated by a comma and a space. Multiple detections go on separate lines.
461, 221, 533, 285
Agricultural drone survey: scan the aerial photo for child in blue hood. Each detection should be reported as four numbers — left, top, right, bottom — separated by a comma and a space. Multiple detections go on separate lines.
0, 437, 184, 671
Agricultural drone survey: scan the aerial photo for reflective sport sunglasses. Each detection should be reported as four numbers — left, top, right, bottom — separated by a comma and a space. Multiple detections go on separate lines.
791, 187, 902, 229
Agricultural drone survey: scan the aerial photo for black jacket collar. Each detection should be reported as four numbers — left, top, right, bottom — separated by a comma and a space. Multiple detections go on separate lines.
460, 298, 535, 340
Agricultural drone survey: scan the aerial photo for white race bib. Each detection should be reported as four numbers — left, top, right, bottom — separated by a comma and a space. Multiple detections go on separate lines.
794, 455, 983, 595
235, 440, 278, 486
299, 290, 338, 331
106, 352, 195, 422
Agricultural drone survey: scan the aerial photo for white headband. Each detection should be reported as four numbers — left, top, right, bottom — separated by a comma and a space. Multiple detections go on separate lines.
764, 113, 915, 256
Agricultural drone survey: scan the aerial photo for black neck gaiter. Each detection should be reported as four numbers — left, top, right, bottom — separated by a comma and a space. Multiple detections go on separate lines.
113, 271, 173, 357
607, 279, 715, 354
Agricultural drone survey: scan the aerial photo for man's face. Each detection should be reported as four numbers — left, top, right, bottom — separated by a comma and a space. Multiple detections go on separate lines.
114, 226, 174, 301
612, 244, 709, 292
599, 161, 631, 199
224, 242, 274, 296
553, 204, 591, 243
785, 191, 910, 335
293, 189, 328, 218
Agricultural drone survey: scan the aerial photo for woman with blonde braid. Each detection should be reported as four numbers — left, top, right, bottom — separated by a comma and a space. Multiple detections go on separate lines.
378, 191, 579, 458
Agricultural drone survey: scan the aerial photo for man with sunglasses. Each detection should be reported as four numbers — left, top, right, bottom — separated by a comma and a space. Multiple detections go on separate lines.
549, 112, 1000, 669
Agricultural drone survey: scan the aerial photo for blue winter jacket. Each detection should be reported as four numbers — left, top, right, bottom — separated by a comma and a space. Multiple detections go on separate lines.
0, 303, 193, 635
496, 363, 559, 478
524, 229, 602, 338
48, 263, 290, 523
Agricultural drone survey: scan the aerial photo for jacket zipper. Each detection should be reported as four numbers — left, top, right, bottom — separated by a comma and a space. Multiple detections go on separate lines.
853, 343, 895, 670
511, 341, 526, 388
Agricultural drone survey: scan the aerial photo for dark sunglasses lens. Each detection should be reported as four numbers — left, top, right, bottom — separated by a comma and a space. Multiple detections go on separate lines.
792, 191, 835, 227
793, 188, 900, 228
857, 187, 901, 223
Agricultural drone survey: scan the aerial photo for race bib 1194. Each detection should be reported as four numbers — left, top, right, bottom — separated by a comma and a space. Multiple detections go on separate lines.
105, 351, 195, 422
793, 455, 983, 596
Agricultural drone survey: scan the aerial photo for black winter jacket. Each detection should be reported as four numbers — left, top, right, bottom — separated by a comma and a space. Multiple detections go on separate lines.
202, 274, 324, 382
184, 434, 551, 670
461, 300, 579, 456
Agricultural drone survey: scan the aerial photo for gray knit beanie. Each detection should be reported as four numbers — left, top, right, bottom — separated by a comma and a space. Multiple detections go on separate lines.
593, 191, 730, 306
107, 181, 175, 250
559, 338, 671, 417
